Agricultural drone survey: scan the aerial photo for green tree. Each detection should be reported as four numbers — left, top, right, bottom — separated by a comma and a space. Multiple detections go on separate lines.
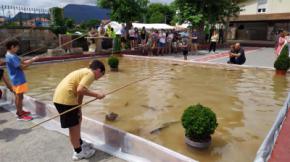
148, 12, 164, 23
50, 7, 67, 35
97, 0, 114, 8
64, 18, 75, 29
174, 0, 245, 26
80, 19, 101, 29
146, 3, 175, 24
50, 7, 64, 26
96, 0, 149, 23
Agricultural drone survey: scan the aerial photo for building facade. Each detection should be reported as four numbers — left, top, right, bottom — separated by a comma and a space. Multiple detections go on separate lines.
229, 0, 290, 41
12, 12, 50, 27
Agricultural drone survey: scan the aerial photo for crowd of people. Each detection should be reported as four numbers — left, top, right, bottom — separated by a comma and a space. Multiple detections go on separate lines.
123, 26, 226, 56
87, 23, 227, 57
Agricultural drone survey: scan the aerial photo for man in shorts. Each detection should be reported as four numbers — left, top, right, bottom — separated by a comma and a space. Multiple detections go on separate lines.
5, 39, 39, 121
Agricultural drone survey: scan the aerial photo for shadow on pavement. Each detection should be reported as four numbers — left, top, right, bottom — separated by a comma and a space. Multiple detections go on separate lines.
0, 119, 8, 125
0, 128, 31, 142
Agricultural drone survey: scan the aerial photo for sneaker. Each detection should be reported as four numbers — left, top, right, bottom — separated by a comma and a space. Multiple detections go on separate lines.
82, 140, 94, 150
21, 110, 31, 116
16, 110, 31, 117
17, 114, 33, 121
72, 148, 95, 161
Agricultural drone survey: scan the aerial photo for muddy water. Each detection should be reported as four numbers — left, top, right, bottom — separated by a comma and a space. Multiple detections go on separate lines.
20, 57, 290, 162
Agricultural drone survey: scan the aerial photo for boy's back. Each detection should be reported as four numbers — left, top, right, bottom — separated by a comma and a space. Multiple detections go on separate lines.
5, 52, 26, 86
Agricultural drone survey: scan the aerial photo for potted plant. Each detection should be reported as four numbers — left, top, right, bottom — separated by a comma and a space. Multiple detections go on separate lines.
108, 55, 119, 72
274, 45, 290, 75
181, 104, 218, 149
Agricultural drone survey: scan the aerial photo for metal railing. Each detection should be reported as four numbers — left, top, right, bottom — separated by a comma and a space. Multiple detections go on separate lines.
0, 5, 50, 27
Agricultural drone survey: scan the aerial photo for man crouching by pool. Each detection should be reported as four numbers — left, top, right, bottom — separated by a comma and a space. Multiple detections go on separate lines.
53, 60, 106, 161
227, 43, 246, 65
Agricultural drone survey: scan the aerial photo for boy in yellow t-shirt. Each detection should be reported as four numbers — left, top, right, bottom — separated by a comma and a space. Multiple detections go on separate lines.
53, 60, 106, 161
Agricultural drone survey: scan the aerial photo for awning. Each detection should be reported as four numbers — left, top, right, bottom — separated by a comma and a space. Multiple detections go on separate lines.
231, 13, 290, 22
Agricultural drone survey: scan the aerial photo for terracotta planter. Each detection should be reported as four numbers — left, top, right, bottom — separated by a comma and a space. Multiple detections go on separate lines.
185, 136, 211, 149
275, 70, 287, 76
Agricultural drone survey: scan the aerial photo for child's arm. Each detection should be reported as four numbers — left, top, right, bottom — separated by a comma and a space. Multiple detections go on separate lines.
20, 56, 40, 69
77, 85, 105, 99
2, 75, 13, 92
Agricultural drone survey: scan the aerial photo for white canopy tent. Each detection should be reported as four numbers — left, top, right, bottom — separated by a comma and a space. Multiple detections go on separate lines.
104, 21, 123, 34
132, 23, 175, 30
104, 21, 176, 33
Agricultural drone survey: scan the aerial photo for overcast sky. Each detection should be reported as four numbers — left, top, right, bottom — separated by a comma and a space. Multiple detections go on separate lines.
0, 0, 174, 9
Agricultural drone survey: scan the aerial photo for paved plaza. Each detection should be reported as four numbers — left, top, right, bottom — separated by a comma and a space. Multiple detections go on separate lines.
156, 47, 276, 68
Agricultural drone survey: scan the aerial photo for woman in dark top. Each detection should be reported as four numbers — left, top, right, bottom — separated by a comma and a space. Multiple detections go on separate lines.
141, 27, 147, 46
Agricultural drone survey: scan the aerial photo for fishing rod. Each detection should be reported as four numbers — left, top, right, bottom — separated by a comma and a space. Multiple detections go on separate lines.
29, 68, 173, 129
20, 33, 88, 57
29, 69, 171, 129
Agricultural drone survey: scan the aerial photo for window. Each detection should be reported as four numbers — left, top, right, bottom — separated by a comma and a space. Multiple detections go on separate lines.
258, 8, 266, 13
257, 0, 267, 13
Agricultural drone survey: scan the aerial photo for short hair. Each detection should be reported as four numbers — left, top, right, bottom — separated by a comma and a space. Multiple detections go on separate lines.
89, 60, 105, 73
5, 39, 19, 50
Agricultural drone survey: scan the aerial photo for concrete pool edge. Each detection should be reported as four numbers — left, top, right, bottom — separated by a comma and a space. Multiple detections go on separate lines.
0, 87, 198, 162
1, 53, 283, 162
123, 54, 277, 72
19, 51, 276, 73
257, 93, 290, 162
33, 53, 109, 64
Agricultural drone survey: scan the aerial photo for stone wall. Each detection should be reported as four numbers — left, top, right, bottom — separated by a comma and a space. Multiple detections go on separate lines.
0, 28, 58, 57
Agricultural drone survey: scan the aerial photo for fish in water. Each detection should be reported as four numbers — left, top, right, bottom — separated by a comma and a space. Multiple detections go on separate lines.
165, 105, 174, 108
174, 94, 180, 99
150, 121, 181, 134
141, 105, 157, 111
124, 102, 129, 107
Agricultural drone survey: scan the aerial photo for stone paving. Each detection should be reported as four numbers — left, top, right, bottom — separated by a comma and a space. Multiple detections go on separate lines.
156, 47, 276, 68
0, 107, 126, 162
